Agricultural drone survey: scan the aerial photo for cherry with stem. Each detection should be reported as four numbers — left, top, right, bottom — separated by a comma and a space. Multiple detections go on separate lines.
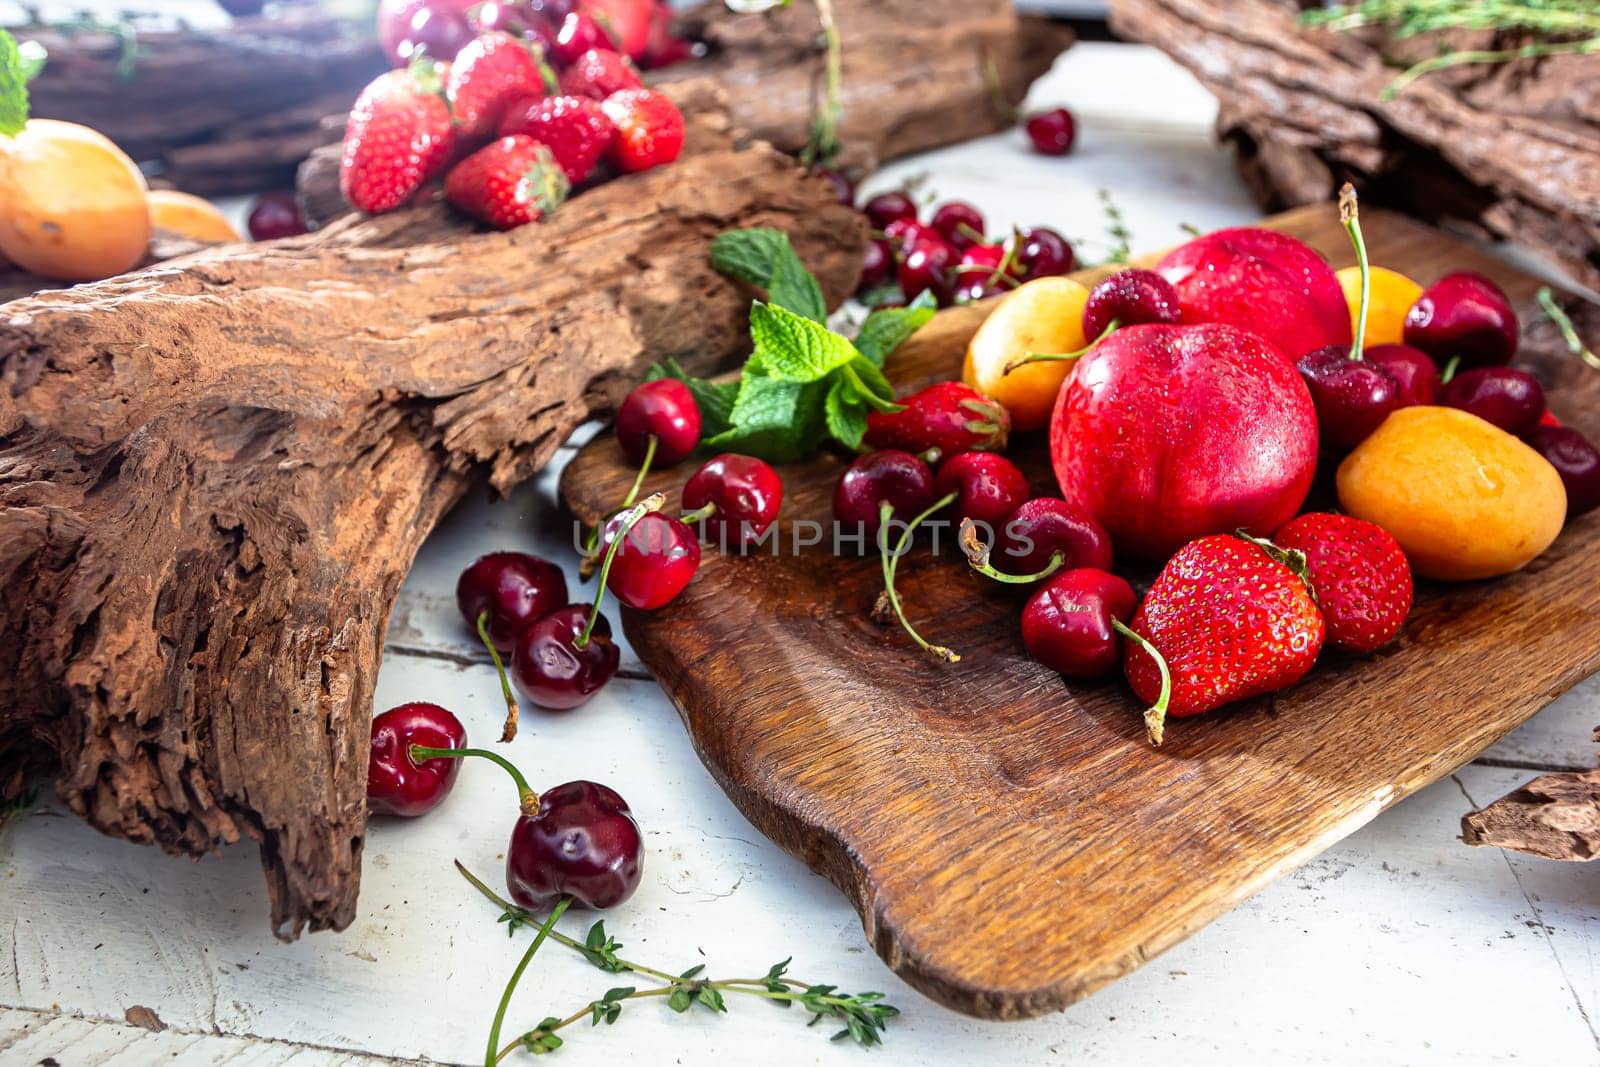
477, 611, 521, 741
957, 519, 1065, 584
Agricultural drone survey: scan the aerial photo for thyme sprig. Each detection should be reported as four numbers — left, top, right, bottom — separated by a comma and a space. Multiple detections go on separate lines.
1303, 2, 1600, 98
456, 861, 900, 1057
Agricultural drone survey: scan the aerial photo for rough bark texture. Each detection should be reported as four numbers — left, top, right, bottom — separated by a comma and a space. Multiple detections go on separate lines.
17, 6, 386, 197
298, 0, 1074, 225
1108, 0, 1600, 290
0, 82, 864, 937
1462, 730, 1600, 862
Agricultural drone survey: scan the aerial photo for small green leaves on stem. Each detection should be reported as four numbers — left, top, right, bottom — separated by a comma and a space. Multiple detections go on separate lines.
487, 897, 571, 1067
1099, 189, 1131, 265
0, 29, 31, 137
1536, 286, 1600, 372
579, 921, 629, 973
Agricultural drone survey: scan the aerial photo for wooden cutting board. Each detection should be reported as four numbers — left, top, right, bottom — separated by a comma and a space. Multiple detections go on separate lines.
560, 206, 1600, 1019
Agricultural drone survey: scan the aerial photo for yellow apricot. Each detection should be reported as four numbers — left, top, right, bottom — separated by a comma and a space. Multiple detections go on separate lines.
1337, 265, 1423, 347
147, 189, 241, 243
964, 276, 1091, 432
1337, 406, 1567, 581
0, 119, 150, 282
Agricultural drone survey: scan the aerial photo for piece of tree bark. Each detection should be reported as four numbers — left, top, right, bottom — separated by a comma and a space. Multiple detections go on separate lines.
0, 82, 864, 938
298, 0, 1074, 225
1108, 0, 1600, 290
1462, 742, 1600, 862
17, 7, 386, 196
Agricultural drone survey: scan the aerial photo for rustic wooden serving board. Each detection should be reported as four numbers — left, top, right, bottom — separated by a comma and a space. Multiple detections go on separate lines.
561, 206, 1600, 1019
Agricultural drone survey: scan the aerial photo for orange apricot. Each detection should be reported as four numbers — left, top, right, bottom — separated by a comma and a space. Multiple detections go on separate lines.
1337, 265, 1423, 347
147, 189, 241, 243
964, 276, 1091, 432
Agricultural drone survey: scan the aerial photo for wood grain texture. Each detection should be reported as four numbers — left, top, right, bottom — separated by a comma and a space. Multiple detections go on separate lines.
0, 82, 863, 940
561, 206, 1600, 1018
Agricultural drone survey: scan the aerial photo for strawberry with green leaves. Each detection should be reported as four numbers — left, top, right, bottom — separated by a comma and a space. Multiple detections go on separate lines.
1274, 512, 1412, 654
444, 134, 569, 230
1124, 533, 1326, 744
447, 32, 555, 141
863, 381, 1009, 458
499, 94, 616, 185
600, 88, 684, 172
340, 62, 457, 216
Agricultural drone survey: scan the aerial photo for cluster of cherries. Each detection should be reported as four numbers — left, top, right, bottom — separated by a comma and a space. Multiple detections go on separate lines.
360, 373, 787, 918
813, 180, 1077, 309
377, 0, 689, 73
1294, 212, 1599, 512
828, 265, 1186, 674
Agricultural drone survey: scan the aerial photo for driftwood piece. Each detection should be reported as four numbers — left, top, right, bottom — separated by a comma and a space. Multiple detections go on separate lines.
18, 7, 386, 196
1462, 726, 1600, 861
298, 0, 1074, 225
0, 83, 864, 937
1108, 0, 1600, 290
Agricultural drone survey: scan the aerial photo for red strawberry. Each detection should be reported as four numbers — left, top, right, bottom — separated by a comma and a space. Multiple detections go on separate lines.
863, 381, 1009, 459
341, 63, 457, 216
600, 88, 685, 172
558, 48, 642, 100
1124, 534, 1325, 744
1274, 513, 1411, 654
552, 11, 616, 65
447, 32, 554, 141
444, 135, 570, 229
499, 94, 615, 185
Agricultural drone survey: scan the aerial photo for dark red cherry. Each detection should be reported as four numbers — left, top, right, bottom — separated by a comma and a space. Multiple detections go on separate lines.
1296, 346, 1402, 451
682, 453, 783, 549
934, 451, 1029, 531
399, 4, 474, 62
931, 200, 985, 251
247, 192, 307, 240
1015, 226, 1074, 279
1525, 425, 1600, 517
952, 243, 1011, 303
507, 780, 643, 910
1021, 568, 1136, 678
862, 191, 918, 230
1404, 271, 1519, 368
599, 511, 700, 609
882, 218, 941, 251
1439, 366, 1546, 437
897, 238, 956, 305
456, 552, 569, 652
616, 379, 701, 467
368, 702, 467, 817
815, 168, 854, 206
833, 449, 936, 538
552, 10, 614, 63
473, 0, 554, 48
996, 497, 1113, 579
1081, 268, 1181, 340
1024, 107, 1076, 156
510, 603, 619, 710
1366, 343, 1439, 406
858, 239, 891, 293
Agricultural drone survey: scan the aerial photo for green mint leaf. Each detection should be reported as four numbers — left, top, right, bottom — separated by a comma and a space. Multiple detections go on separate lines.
853, 292, 937, 367
841, 357, 899, 414
706, 371, 827, 463
648, 358, 737, 438
712, 227, 825, 321
750, 302, 857, 383
0, 30, 30, 137
825, 376, 868, 450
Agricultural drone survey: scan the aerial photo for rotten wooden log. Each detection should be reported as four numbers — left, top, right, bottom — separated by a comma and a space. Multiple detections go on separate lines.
17, 6, 386, 196
1108, 0, 1600, 290
0, 81, 865, 938
298, 0, 1074, 225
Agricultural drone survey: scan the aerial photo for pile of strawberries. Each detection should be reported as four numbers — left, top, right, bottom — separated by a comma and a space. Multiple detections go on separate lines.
341, 2, 688, 230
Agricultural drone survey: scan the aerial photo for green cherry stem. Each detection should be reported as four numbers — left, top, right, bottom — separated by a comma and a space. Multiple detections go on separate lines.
1003, 319, 1118, 376
1537, 286, 1600, 371
1339, 183, 1370, 361
485, 896, 571, 1067
413, 746, 538, 814
1112, 620, 1171, 746
877, 493, 961, 663
577, 493, 663, 649
476, 611, 521, 743
680, 502, 716, 525
622, 434, 658, 510
957, 518, 1064, 584
1439, 354, 1461, 385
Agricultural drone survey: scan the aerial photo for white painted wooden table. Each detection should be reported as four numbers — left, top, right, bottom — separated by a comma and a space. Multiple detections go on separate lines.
3, 42, 1598, 1067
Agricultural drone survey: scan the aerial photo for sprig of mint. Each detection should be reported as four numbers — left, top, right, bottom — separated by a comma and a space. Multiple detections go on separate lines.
0, 29, 32, 137
654, 228, 935, 462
